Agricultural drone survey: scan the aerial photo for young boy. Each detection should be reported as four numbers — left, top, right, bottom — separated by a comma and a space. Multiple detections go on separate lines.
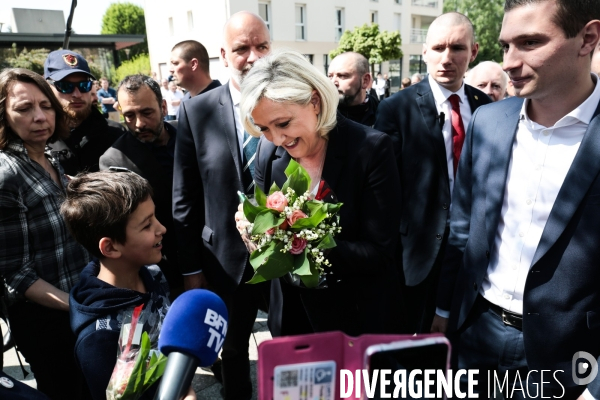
62, 171, 173, 400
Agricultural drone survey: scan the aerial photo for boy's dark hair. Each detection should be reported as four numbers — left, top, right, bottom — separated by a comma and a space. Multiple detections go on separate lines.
504, 0, 600, 38
61, 171, 153, 258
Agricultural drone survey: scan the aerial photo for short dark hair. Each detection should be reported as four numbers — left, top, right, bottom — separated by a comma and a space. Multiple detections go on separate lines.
504, 0, 600, 38
0, 68, 69, 150
116, 74, 163, 108
61, 171, 153, 259
171, 40, 210, 74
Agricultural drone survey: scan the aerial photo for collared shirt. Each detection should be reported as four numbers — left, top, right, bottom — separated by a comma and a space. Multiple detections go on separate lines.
482, 75, 600, 315
228, 81, 246, 158
0, 140, 90, 303
428, 75, 473, 198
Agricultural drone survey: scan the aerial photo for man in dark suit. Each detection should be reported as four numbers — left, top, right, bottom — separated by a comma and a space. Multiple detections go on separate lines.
432, 0, 600, 397
172, 11, 271, 400
99, 75, 183, 298
374, 12, 491, 334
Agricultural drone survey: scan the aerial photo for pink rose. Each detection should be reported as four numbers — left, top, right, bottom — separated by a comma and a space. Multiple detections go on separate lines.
288, 210, 308, 226
266, 191, 288, 212
290, 235, 307, 255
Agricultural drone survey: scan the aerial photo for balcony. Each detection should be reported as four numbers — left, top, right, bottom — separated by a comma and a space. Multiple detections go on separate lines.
412, 0, 438, 7
410, 28, 427, 43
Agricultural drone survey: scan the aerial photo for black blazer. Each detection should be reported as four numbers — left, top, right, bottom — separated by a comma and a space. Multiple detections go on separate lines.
99, 123, 180, 288
254, 115, 402, 335
374, 79, 491, 286
172, 83, 250, 294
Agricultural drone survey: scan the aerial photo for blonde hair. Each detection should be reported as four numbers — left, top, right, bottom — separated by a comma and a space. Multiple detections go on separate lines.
240, 49, 339, 138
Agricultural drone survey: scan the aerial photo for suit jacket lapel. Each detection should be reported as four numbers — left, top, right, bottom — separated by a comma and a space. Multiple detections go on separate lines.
416, 80, 450, 192
465, 84, 490, 113
219, 82, 244, 185
485, 101, 521, 250
272, 146, 290, 188
532, 103, 600, 265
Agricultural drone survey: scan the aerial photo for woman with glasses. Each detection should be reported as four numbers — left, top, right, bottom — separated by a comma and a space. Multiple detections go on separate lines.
0, 68, 90, 399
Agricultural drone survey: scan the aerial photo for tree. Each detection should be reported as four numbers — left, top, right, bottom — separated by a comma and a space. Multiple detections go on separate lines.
4, 46, 50, 75
101, 3, 148, 62
112, 54, 151, 86
330, 24, 403, 76
444, 0, 504, 66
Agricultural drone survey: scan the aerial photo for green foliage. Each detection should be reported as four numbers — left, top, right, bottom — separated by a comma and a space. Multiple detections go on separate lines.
330, 24, 403, 75
4, 47, 50, 75
112, 54, 151, 86
101, 2, 148, 61
444, 0, 504, 65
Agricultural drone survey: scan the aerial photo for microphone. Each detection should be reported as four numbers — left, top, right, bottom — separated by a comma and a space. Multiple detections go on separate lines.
438, 112, 445, 129
154, 289, 228, 400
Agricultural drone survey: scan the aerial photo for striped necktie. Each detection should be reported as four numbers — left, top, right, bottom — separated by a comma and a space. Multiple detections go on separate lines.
242, 131, 259, 194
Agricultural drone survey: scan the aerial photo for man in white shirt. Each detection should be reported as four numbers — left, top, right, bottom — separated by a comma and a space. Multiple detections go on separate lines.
433, 0, 600, 398
164, 81, 184, 120
374, 12, 491, 335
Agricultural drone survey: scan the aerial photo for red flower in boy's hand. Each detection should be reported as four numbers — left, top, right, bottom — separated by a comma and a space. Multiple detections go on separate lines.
266, 191, 288, 212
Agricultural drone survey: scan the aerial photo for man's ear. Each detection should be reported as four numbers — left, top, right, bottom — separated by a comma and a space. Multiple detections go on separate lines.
190, 58, 199, 72
99, 237, 121, 259
362, 73, 373, 90
161, 99, 168, 118
580, 20, 600, 57
221, 48, 228, 67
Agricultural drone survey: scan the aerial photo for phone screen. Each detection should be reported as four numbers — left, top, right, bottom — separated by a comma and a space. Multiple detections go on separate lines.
366, 339, 450, 399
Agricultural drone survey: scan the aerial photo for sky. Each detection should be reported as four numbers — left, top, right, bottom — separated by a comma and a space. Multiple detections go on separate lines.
1, 0, 146, 35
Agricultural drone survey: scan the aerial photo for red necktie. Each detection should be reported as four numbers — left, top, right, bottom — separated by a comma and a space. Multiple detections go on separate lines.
449, 94, 465, 176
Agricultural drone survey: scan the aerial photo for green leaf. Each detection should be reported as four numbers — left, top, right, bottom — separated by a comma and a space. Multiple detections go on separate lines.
292, 250, 311, 276
269, 181, 281, 195
316, 234, 337, 250
290, 205, 328, 229
324, 202, 343, 215
254, 185, 267, 207
249, 241, 277, 271
282, 163, 311, 196
121, 331, 151, 396
243, 199, 265, 223
251, 209, 285, 235
144, 354, 167, 386
247, 242, 294, 283
284, 159, 302, 177
299, 259, 321, 288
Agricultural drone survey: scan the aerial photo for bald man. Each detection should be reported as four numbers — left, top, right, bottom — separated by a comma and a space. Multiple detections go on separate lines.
328, 52, 378, 126
466, 61, 508, 102
374, 12, 492, 334
172, 11, 271, 400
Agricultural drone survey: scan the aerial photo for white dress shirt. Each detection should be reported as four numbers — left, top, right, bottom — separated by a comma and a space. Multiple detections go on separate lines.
482, 75, 600, 315
228, 82, 246, 158
428, 75, 474, 198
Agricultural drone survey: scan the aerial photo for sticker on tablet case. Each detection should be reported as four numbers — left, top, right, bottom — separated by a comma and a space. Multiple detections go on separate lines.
274, 360, 336, 400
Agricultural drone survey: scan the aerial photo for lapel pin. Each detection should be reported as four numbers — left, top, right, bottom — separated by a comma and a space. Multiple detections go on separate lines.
474, 95, 479, 100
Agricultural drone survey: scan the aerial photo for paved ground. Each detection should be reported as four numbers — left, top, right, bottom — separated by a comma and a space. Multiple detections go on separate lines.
1, 310, 272, 399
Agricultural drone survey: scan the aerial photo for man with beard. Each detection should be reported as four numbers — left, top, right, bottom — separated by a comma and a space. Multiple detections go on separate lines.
99, 74, 183, 298
328, 52, 378, 126
44, 50, 122, 176
173, 11, 270, 400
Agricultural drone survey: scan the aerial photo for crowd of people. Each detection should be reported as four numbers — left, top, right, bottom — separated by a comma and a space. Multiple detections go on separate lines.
1, 0, 600, 399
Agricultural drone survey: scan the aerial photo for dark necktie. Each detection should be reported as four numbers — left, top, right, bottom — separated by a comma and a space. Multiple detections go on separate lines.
449, 94, 466, 176
242, 131, 259, 194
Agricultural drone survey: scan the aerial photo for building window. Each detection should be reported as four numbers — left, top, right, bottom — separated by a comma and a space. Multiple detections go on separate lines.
370, 11, 378, 24
304, 54, 314, 64
323, 54, 330, 75
395, 13, 401, 33
296, 4, 306, 40
395, 0, 402, 4
389, 59, 402, 91
409, 54, 425, 76
187, 11, 194, 30
335, 8, 344, 41
168, 17, 174, 35
259, 2, 272, 37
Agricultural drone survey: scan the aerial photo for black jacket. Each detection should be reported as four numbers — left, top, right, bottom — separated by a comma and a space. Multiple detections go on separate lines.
69, 261, 170, 400
48, 108, 123, 176
337, 93, 379, 127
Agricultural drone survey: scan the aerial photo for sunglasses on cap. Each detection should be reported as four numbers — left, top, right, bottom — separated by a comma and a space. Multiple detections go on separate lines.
47, 79, 93, 94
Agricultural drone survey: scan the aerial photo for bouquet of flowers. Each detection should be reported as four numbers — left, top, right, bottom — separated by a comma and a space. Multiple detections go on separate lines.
106, 304, 167, 400
239, 159, 343, 288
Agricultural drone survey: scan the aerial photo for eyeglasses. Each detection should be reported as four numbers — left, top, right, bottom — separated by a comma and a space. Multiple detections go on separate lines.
47, 79, 93, 94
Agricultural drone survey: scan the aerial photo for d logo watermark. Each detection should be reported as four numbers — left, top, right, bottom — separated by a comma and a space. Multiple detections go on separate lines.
572, 351, 598, 385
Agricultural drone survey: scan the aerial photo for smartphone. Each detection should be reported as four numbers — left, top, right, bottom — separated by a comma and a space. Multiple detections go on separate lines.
363, 337, 450, 400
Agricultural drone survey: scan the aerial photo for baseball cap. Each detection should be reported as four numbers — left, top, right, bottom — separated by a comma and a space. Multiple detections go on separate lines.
44, 50, 95, 81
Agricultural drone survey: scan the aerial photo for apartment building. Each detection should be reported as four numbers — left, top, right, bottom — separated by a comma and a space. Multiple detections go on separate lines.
144, 0, 442, 90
